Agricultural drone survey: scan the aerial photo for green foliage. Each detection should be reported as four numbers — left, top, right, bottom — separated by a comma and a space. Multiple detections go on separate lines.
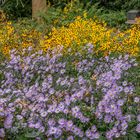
1, 0, 31, 19
122, 0, 140, 10
89, 0, 140, 11
1, 0, 140, 20
96, 10, 127, 28
38, 1, 127, 30
38, 0, 84, 29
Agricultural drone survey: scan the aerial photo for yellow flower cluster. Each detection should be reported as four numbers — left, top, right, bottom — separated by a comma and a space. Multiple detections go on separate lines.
0, 15, 140, 57
40, 17, 140, 56
112, 24, 140, 56
0, 20, 41, 56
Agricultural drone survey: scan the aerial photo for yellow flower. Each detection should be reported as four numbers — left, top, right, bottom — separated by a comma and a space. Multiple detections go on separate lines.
0, 15, 140, 57
83, 11, 87, 18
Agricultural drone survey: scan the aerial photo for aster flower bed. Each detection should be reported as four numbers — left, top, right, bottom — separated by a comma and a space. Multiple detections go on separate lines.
0, 44, 140, 140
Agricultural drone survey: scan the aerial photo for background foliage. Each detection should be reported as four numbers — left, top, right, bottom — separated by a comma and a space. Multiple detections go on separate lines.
0, 0, 31, 19
0, 0, 140, 20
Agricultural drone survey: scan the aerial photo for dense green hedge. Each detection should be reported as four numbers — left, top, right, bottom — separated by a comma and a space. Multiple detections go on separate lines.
48, 0, 140, 10
0, 0, 140, 19
97, 0, 140, 11
1, 0, 31, 19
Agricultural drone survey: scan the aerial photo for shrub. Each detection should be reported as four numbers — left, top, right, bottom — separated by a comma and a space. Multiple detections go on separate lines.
89, 0, 140, 11
39, 0, 84, 28
1, 0, 31, 19
87, 9, 127, 28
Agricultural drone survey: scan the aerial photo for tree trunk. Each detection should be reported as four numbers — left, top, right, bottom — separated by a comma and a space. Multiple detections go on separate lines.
32, 0, 47, 19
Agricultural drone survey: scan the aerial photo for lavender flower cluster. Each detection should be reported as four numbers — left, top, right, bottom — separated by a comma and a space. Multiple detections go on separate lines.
0, 45, 139, 140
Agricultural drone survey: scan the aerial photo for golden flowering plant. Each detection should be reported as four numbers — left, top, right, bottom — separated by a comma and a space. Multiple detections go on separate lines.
40, 16, 140, 56
0, 15, 140, 57
0, 19, 42, 56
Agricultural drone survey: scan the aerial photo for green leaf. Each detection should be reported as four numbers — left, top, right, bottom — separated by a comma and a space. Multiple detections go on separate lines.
25, 131, 40, 138
99, 136, 106, 140
16, 135, 29, 140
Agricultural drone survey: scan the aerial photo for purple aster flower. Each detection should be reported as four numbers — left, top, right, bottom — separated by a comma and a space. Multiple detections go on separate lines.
70, 94, 77, 102
105, 107, 111, 113
38, 95, 45, 102
124, 87, 130, 93
60, 80, 66, 86
58, 102, 65, 111
47, 138, 52, 140
67, 136, 74, 140
16, 115, 23, 120
56, 128, 62, 137
35, 137, 41, 140
134, 97, 139, 103
91, 125, 97, 132
78, 76, 85, 85
65, 95, 71, 106
115, 133, 120, 138
55, 108, 61, 113
73, 127, 81, 136
121, 121, 128, 130
28, 123, 35, 128
95, 111, 103, 119
121, 131, 126, 135
106, 91, 116, 99
117, 99, 124, 106
136, 124, 140, 133
137, 115, 140, 122
48, 105, 56, 113
124, 54, 129, 60
82, 117, 90, 123
104, 82, 111, 87
48, 88, 55, 95
71, 125, 76, 133
60, 69, 65, 74
112, 127, 118, 133
118, 86, 123, 92
4, 114, 13, 129
35, 122, 42, 129
25, 91, 33, 98
70, 78, 75, 83
102, 88, 107, 93
79, 131, 84, 138
38, 126, 45, 133
106, 131, 114, 139
76, 111, 83, 119
72, 106, 80, 115
48, 127, 58, 135
124, 115, 131, 122
93, 132, 100, 139
40, 111, 48, 117
0, 128, 5, 138
85, 129, 92, 138
66, 120, 73, 129
105, 56, 109, 62
63, 108, 69, 114
122, 81, 127, 86
58, 118, 66, 127
47, 74, 52, 81
48, 119, 56, 127
76, 90, 84, 99
104, 115, 112, 123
